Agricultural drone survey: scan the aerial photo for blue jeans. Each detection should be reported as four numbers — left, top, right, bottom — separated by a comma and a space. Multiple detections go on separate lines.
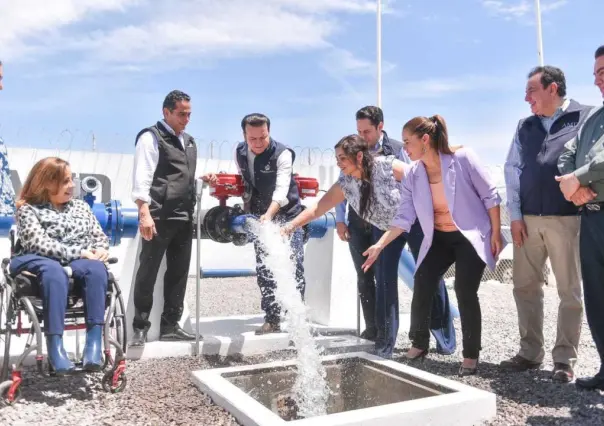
10, 255, 108, 335
254, 228, 306, 324
372, 227, 407, 358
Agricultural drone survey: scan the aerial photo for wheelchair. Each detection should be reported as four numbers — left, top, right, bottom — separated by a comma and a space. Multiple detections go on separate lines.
0, 228, 128, 405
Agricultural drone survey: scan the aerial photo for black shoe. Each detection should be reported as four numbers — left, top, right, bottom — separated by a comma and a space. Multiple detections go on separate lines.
159, 323, 197, 341
576, 375, 604, 391
404, 347, 428, 361
552, 363, 574, 383
360, 328, 377, 341
499, 355, 541, 371
129, 328, 148, 347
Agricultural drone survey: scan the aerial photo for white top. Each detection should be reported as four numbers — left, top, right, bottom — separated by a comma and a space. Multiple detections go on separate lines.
132, 120, 185, 204
234, 145, 293, 208
337, 155, 402, 231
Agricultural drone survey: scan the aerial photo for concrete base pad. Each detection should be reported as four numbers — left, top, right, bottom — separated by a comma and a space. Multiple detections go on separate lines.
2, 314, 385, 365
127, 314, 377, 359
191, 351, 497, 426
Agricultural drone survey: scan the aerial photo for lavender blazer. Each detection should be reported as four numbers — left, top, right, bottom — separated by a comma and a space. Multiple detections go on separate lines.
393, 148, 502, 271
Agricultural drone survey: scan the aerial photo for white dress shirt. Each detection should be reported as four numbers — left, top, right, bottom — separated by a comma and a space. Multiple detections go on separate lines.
234, 144, 293, 208
132, 120, 185, 204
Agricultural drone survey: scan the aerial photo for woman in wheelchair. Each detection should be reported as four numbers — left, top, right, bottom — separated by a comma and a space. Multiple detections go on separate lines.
9, 157, 110, 375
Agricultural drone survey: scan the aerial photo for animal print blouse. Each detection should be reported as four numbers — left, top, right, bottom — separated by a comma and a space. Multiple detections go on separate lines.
337, 155, 402, 231
14, 199, 109, 265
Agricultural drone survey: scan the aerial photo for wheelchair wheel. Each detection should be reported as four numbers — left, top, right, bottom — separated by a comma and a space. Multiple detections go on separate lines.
102, 366, 127, 393
0, 285, 13, 382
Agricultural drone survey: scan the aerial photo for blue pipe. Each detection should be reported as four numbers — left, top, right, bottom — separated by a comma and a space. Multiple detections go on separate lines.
0, 203, 138, 246
229, 212, 336, 238
202, 269, 257, 278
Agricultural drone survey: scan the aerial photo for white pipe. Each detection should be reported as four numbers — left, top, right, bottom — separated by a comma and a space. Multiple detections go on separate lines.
377, 0, 382, 107
534, 0, 544, 65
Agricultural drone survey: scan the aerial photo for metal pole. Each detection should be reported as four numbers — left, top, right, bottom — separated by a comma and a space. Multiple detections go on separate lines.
194, 179, 204, 356
534, 0, 544, 65
377, 0, 382, 107
357, 294, 361, 338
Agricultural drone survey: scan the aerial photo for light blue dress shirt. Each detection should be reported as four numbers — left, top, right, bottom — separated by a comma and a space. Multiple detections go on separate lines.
503, 99, 569, 222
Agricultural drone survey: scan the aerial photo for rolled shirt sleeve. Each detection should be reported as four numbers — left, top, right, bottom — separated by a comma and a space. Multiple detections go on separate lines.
273, 149, 293, 207
391, 174, 416, 232
558, 135, 579, 176
461, 147, 502, 210
132, 130, 159, 205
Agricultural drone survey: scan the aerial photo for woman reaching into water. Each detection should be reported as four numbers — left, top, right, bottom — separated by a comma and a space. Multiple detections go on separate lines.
363, 115, 503, 375
283, 134, 411, 359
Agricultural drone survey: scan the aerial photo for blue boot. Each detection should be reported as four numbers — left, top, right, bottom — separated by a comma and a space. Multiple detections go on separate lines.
46, 335, 75, 375
82, 325, 103, 372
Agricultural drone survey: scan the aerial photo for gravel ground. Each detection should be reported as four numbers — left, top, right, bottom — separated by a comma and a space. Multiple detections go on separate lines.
1, 277, 603, 425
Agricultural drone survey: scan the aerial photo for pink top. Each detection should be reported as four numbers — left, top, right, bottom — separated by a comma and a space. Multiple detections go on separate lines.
430, 181, 457, 232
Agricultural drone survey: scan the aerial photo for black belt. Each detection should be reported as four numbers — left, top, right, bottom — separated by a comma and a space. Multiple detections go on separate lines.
581, 202, 604, 212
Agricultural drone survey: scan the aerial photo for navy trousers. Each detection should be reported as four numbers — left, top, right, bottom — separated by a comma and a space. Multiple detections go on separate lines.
372, 226, 407, 358
579, 208, 604, 375
254, 228, 306, 324
10, 255, 108, 335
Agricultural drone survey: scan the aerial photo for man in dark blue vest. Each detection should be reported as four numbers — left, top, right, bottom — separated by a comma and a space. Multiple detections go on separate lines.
501, 66, 593, 382
335, 106, 456, 355
130, 90, 198, 346
235, 113, 306, 334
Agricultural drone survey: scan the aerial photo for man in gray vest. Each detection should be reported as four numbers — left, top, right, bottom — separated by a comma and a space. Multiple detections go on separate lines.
557, 45, 604, 390
501, 66, 592, 382
130, 90, 197, 346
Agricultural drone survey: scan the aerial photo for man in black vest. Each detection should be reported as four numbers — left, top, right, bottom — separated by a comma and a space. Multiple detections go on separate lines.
234, 113, 305, 334
129, 90, 197, 346
501, 66, 593, 382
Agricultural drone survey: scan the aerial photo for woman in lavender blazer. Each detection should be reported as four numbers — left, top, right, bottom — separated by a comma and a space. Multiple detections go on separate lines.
363, 115, 503, 375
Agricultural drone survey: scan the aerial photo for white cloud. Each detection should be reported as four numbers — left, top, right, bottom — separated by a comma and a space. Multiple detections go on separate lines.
0, 0, 381, 68
394, 74, 514, 99
320, 48, 396, 77
481, 0, 568, 21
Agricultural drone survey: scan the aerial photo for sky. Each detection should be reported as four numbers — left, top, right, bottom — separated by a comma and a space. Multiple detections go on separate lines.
0, 0, 603, 165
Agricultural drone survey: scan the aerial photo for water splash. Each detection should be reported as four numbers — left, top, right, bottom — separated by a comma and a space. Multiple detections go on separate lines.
247, 219, 329, 418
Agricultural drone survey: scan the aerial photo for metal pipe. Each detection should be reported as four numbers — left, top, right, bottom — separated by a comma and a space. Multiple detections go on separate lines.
534, 0, 544, 65
376, 0, 383, 107
201, 269, 257, 278
194, 179, 204, 356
